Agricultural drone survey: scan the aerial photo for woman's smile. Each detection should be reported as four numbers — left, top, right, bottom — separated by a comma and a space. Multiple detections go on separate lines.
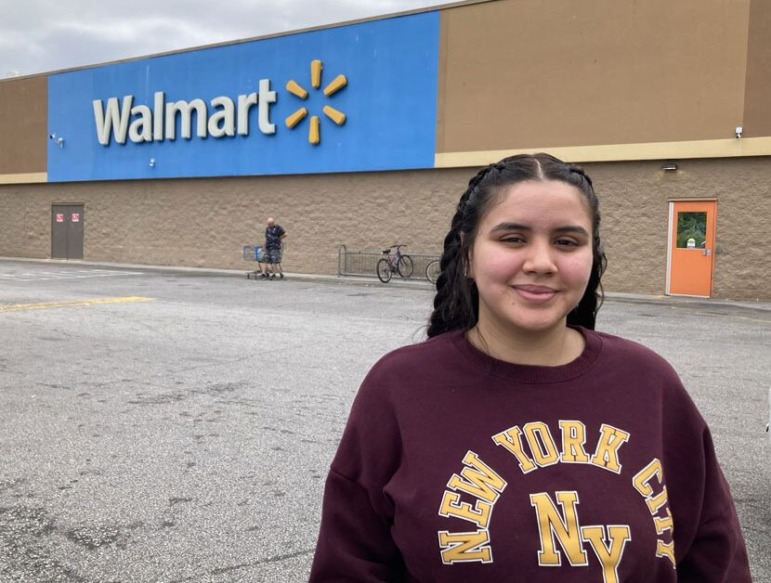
510, 284, 559, 303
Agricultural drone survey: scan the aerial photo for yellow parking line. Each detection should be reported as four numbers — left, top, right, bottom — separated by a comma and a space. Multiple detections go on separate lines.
0, 296, 154, 313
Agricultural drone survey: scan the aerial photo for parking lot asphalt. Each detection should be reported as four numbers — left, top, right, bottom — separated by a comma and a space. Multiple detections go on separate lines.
0, 258, 769, 582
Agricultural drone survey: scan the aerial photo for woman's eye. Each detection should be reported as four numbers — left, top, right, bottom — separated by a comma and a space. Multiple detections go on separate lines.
501, 235, 525, 244
555, 238, 579, 247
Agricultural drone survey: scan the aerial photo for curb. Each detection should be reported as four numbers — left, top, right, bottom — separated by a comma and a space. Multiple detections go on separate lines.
2, 256, 769, 312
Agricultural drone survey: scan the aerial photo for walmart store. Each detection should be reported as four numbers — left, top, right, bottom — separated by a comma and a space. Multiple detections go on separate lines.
1, 0, 769, 300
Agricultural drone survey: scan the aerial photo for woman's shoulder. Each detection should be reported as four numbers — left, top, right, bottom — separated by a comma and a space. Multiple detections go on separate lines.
587, 328, 695, 401
356, 332, 464, 394
343, 333, 462, 426
368, 331, 461, 373
590, 329, 677, 368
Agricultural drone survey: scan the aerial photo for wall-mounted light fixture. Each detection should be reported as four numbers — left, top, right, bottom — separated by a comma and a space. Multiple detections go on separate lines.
661, 161, 678, 171
735, 126, 743, 139
49, 133, 65, 147
148, 158, 156, 168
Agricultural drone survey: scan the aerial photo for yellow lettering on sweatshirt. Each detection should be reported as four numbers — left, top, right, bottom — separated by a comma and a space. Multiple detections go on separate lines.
633, 458, 676, 569
530, 491, 589, 567
581, 525, 632, 583
438, 530, 493, 564
493, 421, 629, 474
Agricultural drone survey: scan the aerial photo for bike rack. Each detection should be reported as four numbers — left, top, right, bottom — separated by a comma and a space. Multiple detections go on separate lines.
337, 245, 439, 280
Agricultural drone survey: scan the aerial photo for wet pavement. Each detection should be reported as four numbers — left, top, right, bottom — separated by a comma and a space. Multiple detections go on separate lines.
0, 259, 769, 582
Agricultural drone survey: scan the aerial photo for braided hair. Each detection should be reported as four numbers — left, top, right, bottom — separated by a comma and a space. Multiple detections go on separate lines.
427, 153, 607, 338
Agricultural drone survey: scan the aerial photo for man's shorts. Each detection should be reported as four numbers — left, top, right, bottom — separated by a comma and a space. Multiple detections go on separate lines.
266, 248, 282, 264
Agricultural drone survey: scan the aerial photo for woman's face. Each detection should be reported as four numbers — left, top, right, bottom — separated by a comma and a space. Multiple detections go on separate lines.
467, 179, 594, 341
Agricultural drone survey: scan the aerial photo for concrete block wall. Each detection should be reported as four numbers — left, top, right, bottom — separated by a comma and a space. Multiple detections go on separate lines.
0, 158, 768, 300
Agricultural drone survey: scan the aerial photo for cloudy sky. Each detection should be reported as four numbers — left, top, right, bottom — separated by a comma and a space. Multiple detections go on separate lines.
1, 0, 451, 78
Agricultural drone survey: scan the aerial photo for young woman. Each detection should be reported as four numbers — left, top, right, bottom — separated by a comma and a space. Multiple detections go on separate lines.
309, 154, 752, 582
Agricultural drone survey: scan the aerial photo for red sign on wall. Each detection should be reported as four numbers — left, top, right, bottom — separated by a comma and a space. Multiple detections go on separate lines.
55, 213, 64, 222
71, 213, 80, 222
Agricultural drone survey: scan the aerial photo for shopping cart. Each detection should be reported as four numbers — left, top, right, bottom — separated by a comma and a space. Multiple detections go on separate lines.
242, 244, 266, 279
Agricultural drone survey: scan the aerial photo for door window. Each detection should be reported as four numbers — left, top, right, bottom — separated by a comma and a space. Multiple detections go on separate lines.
676, 211, 707, 249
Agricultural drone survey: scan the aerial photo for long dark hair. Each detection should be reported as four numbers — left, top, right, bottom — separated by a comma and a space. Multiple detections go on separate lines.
427, 153, 607, 338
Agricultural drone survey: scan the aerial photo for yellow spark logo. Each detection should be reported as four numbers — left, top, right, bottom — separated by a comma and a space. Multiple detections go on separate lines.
285, 59, 347, 145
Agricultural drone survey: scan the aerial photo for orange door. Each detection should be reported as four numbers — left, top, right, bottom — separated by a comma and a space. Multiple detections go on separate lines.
667, 200, 716, 297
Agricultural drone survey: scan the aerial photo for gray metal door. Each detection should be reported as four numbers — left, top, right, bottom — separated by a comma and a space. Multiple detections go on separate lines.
51, 205, 84, 259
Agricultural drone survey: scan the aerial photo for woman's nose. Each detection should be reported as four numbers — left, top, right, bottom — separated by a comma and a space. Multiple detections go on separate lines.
522, 240, 557, 273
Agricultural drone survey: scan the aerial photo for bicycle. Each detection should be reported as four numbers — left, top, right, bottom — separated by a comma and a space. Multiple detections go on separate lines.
425, 259, 441, 284
376, 244, 414, 283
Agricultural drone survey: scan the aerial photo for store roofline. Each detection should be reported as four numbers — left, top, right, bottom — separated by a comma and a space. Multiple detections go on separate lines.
1, 0, 497, 83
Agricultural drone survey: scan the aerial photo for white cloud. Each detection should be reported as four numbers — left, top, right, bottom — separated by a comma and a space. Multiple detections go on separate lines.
0, 0, 450, 77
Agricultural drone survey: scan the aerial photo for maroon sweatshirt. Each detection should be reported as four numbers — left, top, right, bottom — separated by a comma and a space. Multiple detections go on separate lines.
309, 329, 752, 582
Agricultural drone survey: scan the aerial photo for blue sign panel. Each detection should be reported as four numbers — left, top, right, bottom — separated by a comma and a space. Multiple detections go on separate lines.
47, 13, 439, 182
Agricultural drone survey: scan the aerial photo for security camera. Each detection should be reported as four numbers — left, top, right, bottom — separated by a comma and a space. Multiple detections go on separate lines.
735, 126, 743, 139
49, 133, 56, 140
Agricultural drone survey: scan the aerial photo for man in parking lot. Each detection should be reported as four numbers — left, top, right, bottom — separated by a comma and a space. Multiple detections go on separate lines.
263, 217, 287, 279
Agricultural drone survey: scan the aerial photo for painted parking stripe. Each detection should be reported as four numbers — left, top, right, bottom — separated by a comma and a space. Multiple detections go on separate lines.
0, 296, 154, 313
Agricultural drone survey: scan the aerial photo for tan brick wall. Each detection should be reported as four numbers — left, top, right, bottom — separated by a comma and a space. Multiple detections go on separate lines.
0, 171, 468, 274
696, 158, 771, 300
0, 76, 47, 174
590, 158, 771, 301
0, 159, 768, 301
587, 161, 672, 296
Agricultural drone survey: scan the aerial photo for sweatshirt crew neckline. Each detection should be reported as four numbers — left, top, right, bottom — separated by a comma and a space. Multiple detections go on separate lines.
446, 326, 603, 383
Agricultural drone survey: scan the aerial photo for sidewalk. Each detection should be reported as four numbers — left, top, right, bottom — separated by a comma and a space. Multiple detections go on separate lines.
599, 291, 771, 314
3, 256, 770, 313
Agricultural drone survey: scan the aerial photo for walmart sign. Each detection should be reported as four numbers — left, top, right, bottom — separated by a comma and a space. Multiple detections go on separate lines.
48, 13, 439, 182
92, 79, 280, 145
